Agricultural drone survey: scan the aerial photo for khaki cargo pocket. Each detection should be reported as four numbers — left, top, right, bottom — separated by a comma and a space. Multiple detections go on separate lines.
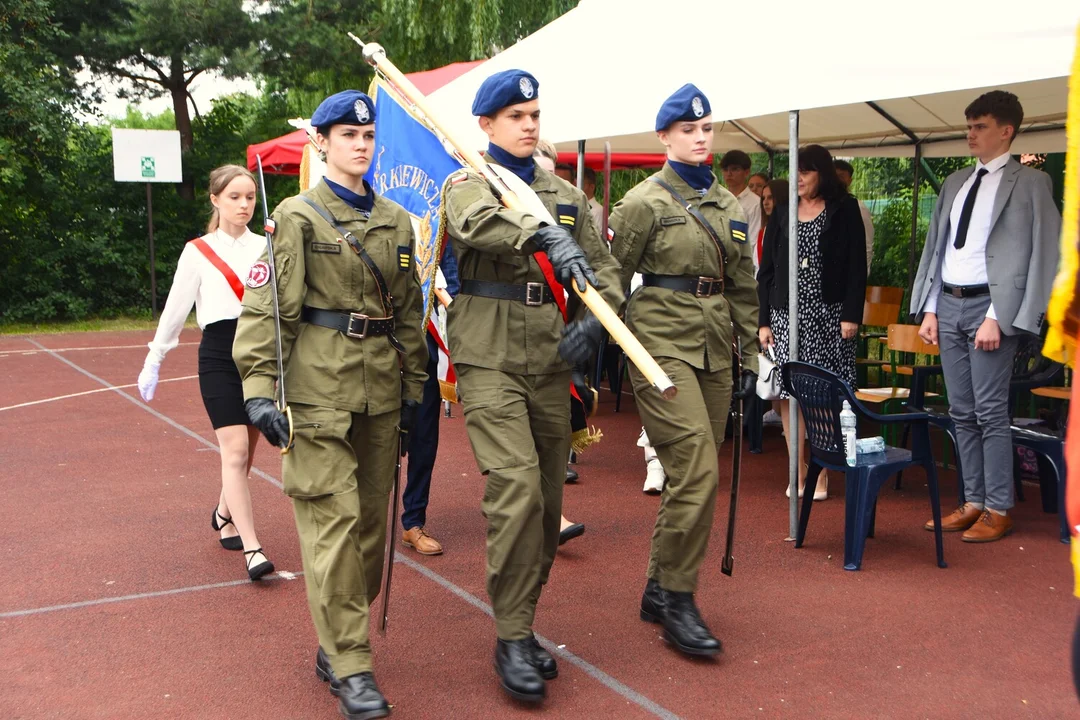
459, 385, 531, 474
281, 404, 357, 499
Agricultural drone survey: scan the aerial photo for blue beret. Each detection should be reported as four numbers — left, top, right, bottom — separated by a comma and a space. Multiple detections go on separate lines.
471, 70, 539, 117
655, 83, 711, 131
311, 90, 375, 130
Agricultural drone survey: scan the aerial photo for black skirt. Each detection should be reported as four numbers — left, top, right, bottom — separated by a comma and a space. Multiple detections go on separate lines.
198, 319, 249, 430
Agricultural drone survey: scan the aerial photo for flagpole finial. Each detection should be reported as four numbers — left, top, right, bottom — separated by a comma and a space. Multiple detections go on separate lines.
347, 33, 385, 67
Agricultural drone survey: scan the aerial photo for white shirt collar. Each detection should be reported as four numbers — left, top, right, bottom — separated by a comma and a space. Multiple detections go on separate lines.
737, 186, 754, 200
214, 227, 252, 248
975, 152, 1011, 175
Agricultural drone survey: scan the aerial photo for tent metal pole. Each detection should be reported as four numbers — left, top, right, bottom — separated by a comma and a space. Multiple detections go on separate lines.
576, 139, 585, 189
767, 149, 775, 178
865, 101, 919, 144
907, 143, 923, 297
729, 120, 772, 153
787, 110, 800, 540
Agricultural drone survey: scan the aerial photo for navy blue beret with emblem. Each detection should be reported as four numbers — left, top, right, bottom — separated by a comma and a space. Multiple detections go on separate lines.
655, 83, 711, 131
311, 90, 375, 131
471, 70, 540, 117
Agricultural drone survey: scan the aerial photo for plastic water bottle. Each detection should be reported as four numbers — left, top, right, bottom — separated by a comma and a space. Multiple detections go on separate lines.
840, 400, 857, 466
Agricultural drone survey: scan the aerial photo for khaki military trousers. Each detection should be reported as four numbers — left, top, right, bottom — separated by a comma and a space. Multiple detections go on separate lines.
283, 402, 399, 679
456, 364, 571, 640
630, 356, 732, 593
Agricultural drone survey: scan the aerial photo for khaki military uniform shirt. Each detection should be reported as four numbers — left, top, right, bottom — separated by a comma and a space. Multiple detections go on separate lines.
609, 162, 759, 374
234, 180, 428, 414
441, 160, 623, 375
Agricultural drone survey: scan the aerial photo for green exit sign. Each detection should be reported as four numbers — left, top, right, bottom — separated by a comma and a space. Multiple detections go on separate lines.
140, 156, 156, 178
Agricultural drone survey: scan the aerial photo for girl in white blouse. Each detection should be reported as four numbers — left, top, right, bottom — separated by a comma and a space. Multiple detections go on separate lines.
138, 165, 274, 580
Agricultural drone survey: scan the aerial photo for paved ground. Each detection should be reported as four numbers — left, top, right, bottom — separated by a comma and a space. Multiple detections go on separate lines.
1, 330, 1077, 719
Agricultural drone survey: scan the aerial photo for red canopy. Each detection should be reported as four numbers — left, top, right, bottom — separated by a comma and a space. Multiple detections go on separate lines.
247, 60, 486, 176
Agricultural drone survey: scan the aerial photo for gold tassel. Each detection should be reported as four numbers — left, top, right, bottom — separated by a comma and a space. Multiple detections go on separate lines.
571, 425, 604, 455
438, 379, 458, 404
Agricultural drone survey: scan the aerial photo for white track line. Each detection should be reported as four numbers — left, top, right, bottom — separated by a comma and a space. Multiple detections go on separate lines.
28, 338, 282, 489
0, 342, 197, 356
27, 338, 680, 720
0, 375, 198, 412
0, 572, 303, 618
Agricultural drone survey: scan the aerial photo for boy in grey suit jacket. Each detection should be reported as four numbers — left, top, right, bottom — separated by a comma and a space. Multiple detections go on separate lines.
910, 90, 1061, 542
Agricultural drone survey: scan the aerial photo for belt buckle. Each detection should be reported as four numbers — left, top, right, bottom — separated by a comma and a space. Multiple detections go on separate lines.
695, 277, 711, 298
949, 285, 963, 298
525, 282, 544, 306
347, 312, 370, 339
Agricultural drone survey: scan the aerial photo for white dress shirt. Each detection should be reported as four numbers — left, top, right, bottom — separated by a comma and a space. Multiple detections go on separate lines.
147, 228, 265, 364
736, 186, 763, 272
924, 152, 1011, 319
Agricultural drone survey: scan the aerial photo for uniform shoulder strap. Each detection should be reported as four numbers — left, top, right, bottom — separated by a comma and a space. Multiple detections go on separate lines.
189, 236, 244, 302
298, 195, 394, 315
647, 176, 730, 276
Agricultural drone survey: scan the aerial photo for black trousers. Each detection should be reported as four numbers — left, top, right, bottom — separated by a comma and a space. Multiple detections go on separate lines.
402, 333, 440, 530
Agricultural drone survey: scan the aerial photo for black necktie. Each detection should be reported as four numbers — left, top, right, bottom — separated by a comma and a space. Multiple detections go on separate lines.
953, 168, 989, 249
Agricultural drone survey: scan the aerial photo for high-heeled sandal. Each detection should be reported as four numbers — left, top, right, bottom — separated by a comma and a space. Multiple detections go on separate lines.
211, 508, 244, 551
244, 548, 275, 581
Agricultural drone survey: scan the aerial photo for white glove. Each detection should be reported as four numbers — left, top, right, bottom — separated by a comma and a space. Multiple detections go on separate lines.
138, 359, 160, 402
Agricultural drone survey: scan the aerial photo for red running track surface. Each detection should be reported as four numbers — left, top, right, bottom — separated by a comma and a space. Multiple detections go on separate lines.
1, 330, 1076, 719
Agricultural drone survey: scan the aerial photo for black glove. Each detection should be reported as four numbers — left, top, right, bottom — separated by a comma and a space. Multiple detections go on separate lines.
530, 225, 598, 292
558, 314, 605, 368
399, 399, 420, 457
732, 369, 757, 400
245, 397, 291, 449
571, 369, 596, 417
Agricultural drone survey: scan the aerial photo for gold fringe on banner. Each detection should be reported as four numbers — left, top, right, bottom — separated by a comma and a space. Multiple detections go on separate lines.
299, 143, 312, 192
438, 379, 458, 404
571, 426, 604, 455
1043, 20, 1080, 365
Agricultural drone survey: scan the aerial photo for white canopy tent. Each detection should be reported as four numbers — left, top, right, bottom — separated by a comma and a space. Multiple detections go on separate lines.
428, 0, 1077, 158
426, 0, 1078, 536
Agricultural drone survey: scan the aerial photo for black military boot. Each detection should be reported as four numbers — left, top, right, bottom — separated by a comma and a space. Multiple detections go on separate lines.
639, 578, 665, 624
526, 634, 558, 679
315, 647, 341, 696
337, 672, 390, 720
661, 591, 722, 657
494, 638, 546, 703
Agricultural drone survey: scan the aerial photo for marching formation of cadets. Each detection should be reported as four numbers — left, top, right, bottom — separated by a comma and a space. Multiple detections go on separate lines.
232, 71, 758, 719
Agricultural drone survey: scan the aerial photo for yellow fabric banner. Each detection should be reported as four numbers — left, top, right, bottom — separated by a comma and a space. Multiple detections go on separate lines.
1043, 21, 1080, 364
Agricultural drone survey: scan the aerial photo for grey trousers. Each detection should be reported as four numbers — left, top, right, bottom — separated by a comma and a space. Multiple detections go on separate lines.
936, 292, 1019, 511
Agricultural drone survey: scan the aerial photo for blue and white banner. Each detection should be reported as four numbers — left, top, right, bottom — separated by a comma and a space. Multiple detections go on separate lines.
364, 80, 462, 322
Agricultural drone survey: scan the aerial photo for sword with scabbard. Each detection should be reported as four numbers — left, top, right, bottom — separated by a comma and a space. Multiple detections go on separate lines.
346, 33, 677, 402
721, 337, 744, 576
255, 154, 294, 454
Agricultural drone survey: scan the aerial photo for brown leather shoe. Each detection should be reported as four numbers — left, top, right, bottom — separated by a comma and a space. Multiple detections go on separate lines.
402, 526, 443, 555
961, 510, 1014, 543
925, 503, 982, 532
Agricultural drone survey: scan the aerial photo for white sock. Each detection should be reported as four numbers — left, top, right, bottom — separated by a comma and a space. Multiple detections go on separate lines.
987, 507, 1007, 516
966, 502, 985, 511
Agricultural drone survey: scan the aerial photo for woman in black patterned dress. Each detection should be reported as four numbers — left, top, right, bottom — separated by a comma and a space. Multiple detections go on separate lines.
757, 145, 867, 500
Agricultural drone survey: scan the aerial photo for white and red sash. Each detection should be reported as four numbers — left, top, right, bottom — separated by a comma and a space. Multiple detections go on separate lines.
189, 236, 245, 302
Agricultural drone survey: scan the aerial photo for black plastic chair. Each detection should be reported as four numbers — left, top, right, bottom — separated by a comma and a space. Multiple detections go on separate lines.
782, 362, 947, 572
1011, 427, 1069, 543
897, 332, 1062, 504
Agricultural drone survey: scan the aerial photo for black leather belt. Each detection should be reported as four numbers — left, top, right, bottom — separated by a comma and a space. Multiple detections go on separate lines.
942, 283, 990, 298
642, 274, 724, 297
460, 279, 557, 306
301, 306, 394, 339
